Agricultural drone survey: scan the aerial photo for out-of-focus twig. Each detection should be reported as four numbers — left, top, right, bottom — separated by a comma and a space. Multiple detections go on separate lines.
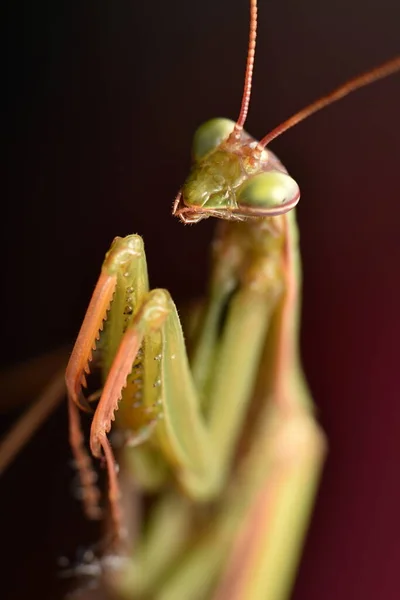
0, 367, 66, 474
0, 346, 69, 412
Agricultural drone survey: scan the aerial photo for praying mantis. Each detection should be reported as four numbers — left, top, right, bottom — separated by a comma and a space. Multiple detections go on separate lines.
61, 0, 400, 598
0, 1, 400, 600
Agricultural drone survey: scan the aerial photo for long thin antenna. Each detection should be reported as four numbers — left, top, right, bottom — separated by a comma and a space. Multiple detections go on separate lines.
234, 0, 258, 131
257, 56, 400, 149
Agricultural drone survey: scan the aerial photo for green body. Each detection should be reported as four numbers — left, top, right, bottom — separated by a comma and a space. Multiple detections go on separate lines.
66, 120, 325, 600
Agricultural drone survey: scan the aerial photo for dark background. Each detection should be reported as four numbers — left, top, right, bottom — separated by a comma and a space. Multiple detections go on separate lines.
2, 0, 400, 598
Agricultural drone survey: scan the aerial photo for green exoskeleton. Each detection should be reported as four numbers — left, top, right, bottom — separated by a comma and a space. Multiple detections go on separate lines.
64, 1, 400, 598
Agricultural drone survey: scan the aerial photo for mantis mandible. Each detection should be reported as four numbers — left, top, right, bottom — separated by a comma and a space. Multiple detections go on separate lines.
61, 1, 400, 598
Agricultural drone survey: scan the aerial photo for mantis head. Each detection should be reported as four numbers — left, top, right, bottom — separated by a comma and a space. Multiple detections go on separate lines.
172, 0, 399, 225
173, 118, 300, 223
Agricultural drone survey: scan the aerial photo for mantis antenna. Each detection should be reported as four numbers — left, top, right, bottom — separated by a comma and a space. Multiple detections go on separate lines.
234, 0, 257, 131
257, 55, 400, 150
232, 0, 399, 153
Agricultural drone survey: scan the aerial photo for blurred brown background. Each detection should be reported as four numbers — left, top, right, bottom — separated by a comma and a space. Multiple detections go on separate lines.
2, 0, 400, 598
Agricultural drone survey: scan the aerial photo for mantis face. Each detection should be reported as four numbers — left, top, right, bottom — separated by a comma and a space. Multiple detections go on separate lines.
173, 117, 300, 223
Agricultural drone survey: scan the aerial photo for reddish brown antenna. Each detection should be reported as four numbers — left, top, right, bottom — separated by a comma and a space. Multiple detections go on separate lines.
233, 0, 258, 133
257, 56, 400, 150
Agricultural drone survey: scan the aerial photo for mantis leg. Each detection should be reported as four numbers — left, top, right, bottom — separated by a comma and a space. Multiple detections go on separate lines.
83, 224, 285, 510
112, 220, 295, 596
211, 217, 327, 599
212, 412, 325, 600
66, 235, 151, 527
66, 234, 213, 537
154, 410, 324, 600
115, 492, 193, 598
68, 214, 324, 597
151, 212, 326, 600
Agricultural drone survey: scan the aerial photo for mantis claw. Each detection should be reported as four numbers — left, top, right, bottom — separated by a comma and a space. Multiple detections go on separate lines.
75, 386, 94, 414
66, 270, 117, 412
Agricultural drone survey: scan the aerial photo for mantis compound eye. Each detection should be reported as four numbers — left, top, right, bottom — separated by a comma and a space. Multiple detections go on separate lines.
237, 171, 300, 212
192, 118, 236, 161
